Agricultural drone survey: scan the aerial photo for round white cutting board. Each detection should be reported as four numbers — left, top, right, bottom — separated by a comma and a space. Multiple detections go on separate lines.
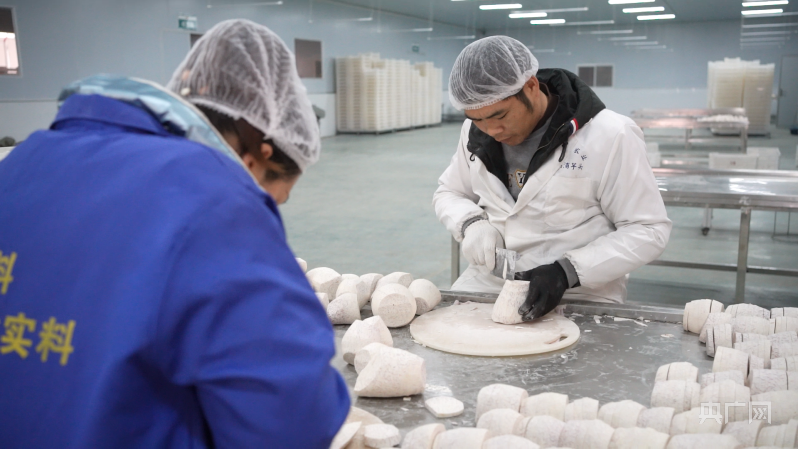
409, 302, 580, 357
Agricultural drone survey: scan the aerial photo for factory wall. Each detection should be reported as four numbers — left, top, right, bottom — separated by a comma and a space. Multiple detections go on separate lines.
0, 0, 470, 141
490, 19, 791, 117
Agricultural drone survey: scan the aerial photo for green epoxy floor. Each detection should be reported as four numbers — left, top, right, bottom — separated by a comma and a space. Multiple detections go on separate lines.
281, 123, 798, 308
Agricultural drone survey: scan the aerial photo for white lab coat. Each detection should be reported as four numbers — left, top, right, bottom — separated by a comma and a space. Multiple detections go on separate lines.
433, 109, 672, 303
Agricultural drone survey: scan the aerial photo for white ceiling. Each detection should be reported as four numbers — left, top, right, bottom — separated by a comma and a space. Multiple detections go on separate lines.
327, 0, 798, 32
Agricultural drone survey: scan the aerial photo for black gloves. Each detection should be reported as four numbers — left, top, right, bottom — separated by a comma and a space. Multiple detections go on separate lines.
515, 262, 569, 321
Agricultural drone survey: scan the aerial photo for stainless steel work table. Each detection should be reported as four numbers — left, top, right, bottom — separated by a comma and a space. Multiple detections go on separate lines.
449, 168, 798, 304
632, 116, 749, 152
332, 292, 706, 433
652, 168, 798, 303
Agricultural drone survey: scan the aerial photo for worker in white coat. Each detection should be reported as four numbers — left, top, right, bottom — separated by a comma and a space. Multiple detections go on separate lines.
434, 36, 671, 319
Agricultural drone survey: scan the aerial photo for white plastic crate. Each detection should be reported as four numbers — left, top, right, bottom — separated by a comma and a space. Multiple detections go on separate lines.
747, 147, 780, 170
646, 151, 661, 168
709, 153, 758, 170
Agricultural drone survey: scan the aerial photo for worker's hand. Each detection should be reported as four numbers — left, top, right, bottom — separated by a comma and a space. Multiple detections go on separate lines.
461, 220, 504, 271
515, 263, 569, 321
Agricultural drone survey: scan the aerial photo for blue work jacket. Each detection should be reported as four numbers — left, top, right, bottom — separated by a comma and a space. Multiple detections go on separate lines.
0, 94, 349, 448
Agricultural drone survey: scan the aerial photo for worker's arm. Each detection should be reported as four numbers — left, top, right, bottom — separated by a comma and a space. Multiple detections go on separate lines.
433, 120, 487, 242
154, 190, 350, 448
563, 123, 672, 289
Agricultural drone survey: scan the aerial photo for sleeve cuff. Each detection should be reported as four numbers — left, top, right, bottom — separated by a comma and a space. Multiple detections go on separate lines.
556, 258, 581, 289
457, 213, 487, 241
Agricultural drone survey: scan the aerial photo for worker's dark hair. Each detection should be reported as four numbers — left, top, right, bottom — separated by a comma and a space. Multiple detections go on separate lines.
196, 105, 301, 181
513, 88, 534, 112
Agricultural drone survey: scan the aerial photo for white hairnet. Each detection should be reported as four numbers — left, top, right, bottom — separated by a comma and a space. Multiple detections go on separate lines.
167, 19, 320, 172
448, 36, 539, 111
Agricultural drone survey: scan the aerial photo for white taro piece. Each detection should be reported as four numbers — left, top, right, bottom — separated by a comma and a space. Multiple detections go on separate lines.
655, 362, 699, 383
483, 435, 540, 449
669, 407, 722, 435
720, 420, 763, 447
698, 379, 751, 422
363, 423, 401, 448
432, 428, 492, 449
523, 415, 565, 448
772, 341, 798, 359
712, 346, 750, 378
476, 408, 527, 436
609, 427, 669, 449
771, 355, 798, 371
772, 307, 798, 318
563, 397, 600, 421
732, 332, 766, 344
371, 283, 417, 328
664, 434, 742, 449
774, 316, 798, 334
359, 273, 383, 297
475, 384, 529, 421
748, 369, 792, 395
343, 406, 384, 449
336, 277, 370, 308
683, 299, 725, 334
700, 370, 745, 389
327, 293, 361, 324
306, 267, 342, 300
650, 380, 700, 414
354, 342, 389, 374
376, 271, 413, 289
491, 280, 530, 325
755, 419, 798, 447
401, 423, 444, 449
424, 396, 464, 418
353, 346, 426, 397
733, 340, 771, 368
341, 316, 393, 364
330, 422, 361, 449
636, 407, 675, 434
731, 315, 772, 336
557, 419, 614, 449
707, 323, 734, 357
316, 292, 329, 310
769, 330, 798, 344
295, 257, 307, 273
726, 303, 770, 319
409, 279, 442, 315
341, 273, 359, 282
521, 392, 569, 420
751, 390, 798, 424
699, 312, 732, 344
597, 400, 646, 428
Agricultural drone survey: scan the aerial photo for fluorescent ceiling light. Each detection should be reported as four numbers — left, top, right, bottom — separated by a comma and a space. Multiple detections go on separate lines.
530, 18, 566, 24
524, 7, 588, 13
623, 41, 660, 45
741, 30, 793, 35
393, 27, 434, 32
427, 35, 476, 40
637, 14, 676, 20
742, 8, 783, 14
607, 35, 648, 40
207, 1, 282, 7
582, 29, 634, 34
634, 45, 668, 50
554, 20, 615, 26
742, 22, 798, 27
480, 3, 522, 10
742, 0, 788, 6
609, 0, 655, 4
0, 32, 14, 39
741, 36, 789, 40
509, 12, 548, 18
623, 6, 664, 13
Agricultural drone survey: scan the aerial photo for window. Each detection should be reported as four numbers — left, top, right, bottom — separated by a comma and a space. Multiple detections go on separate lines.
295, 39, 322, 78
577, 64, 613, 87
0, 7, 19, 75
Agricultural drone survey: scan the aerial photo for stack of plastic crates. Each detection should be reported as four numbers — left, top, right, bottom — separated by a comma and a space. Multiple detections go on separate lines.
743, 63, 775, 135
707, 58, 774, 135
335, 53, 443, 133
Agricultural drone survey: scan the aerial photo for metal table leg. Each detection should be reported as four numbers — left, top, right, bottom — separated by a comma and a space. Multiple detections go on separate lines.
451, 237, 461, 285
735, 207, 752, 303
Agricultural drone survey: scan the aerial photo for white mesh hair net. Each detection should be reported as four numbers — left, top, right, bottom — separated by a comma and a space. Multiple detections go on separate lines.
167, 19, 320, 172
448, 36, 539, 111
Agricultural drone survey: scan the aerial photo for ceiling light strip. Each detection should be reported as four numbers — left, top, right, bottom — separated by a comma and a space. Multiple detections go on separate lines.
741, 30, 793, 35
742, 0, 788, 6
580, 29, 635, 34
553, 20, 616, 26
623, 6, 665, 13
530, 18, 566, 25
480, 4, 523, 10
509, 12, 548, 18
637, 14, 676, 20
606, 35, 648, 40
622, 41, 660, 45
609, 0, 655, 4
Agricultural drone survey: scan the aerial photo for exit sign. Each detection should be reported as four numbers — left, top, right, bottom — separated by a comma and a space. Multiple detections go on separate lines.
178, 15, 198, 31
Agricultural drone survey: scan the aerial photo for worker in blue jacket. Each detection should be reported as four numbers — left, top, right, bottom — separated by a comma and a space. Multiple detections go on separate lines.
0, 20, 349, 448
